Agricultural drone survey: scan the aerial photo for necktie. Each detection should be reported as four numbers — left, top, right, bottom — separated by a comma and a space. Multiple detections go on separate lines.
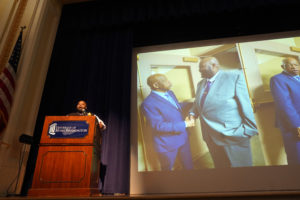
165, 93, 178, 109
200, 81, 212, 108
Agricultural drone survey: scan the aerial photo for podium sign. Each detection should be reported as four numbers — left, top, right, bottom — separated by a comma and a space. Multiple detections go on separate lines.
28, 116, 101, 197
47, 120, 89, 138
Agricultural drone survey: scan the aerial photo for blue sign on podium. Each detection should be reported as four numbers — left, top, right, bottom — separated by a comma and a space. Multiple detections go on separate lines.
47, 121, 89, 138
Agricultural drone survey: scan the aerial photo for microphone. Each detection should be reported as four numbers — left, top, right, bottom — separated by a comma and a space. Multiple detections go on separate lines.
81, 108, 87, 115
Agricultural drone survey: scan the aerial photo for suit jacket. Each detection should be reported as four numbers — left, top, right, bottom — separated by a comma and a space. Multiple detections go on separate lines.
270, 71, 300, 132
190, 69, 258, 145
141, 90, 189, 153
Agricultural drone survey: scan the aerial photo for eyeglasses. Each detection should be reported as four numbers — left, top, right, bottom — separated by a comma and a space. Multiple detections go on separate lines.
284, 63, 300, 67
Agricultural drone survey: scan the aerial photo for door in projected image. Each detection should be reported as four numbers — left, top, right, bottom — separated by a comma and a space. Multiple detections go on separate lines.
238, 37, 300, 166
137, 52, 212, 171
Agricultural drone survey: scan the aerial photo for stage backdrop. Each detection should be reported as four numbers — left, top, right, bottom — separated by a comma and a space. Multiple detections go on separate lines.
21, 3, 133, 195
21, 0, 300, 195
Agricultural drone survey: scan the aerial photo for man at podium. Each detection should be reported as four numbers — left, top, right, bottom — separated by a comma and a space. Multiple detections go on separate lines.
68, 100, 107, 194
68, 100, 106, 130
28, 101, 107, 197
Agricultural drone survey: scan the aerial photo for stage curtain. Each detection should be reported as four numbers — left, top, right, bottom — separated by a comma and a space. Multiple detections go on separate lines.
57, 0, 300, 47
22, 8, 132, 194
22, 0, 300, 195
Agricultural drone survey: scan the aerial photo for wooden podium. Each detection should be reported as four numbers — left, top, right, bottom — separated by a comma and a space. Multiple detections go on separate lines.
28, 116, 101, 197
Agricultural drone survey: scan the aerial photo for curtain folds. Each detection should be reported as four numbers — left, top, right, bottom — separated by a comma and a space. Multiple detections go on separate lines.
22, 0, 300, 195
22, 22, 132, 194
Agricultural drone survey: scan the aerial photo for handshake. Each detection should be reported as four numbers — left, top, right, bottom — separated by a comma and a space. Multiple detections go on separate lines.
185, 115, 196, 128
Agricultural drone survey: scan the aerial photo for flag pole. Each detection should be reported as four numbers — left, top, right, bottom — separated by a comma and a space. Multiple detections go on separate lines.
0, 0, 28, 73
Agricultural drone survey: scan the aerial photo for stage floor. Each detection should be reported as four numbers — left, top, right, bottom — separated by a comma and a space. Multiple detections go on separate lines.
1, 191, 300, 200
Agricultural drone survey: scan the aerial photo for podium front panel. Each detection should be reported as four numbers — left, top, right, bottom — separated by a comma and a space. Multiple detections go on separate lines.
28, 145, 100, 196
28, 116, 101, 197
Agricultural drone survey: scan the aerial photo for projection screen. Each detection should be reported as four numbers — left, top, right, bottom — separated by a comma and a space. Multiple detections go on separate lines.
130, 30, 300, 195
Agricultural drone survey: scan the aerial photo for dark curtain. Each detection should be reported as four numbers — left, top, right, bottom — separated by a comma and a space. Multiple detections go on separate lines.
22, 7, 132, 194
22, 0, 300, 195
52, 0, 300, 47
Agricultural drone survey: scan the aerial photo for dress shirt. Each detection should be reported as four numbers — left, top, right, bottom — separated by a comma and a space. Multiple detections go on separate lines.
152, 90, 189, 127
284, 70, 300, 82
152, 90, 178, 109
190, 71, 220, 117
200, 70, 220, 97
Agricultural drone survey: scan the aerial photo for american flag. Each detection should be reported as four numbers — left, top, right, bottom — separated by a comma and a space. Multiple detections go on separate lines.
0, 29, 23, 133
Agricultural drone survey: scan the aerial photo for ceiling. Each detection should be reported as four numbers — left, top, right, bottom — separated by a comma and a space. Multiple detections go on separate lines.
61, 0, 92, 5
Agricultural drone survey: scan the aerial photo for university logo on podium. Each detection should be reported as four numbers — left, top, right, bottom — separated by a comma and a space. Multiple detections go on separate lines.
47, 121, 89, 138
48, 123, 57, 135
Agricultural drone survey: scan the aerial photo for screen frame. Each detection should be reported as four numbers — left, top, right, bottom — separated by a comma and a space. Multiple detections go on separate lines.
130, 30, 300, 195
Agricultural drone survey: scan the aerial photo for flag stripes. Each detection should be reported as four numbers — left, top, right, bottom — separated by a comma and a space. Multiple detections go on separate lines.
0, 29, 22, 128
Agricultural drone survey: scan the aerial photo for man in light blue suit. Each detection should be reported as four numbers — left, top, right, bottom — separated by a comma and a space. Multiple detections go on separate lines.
189, 57, 258, 168
270, 57, 300, 165
141, 74, 194, 170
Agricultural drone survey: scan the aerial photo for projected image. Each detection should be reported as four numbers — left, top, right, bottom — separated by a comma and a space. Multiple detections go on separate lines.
136, 36, 300, 172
